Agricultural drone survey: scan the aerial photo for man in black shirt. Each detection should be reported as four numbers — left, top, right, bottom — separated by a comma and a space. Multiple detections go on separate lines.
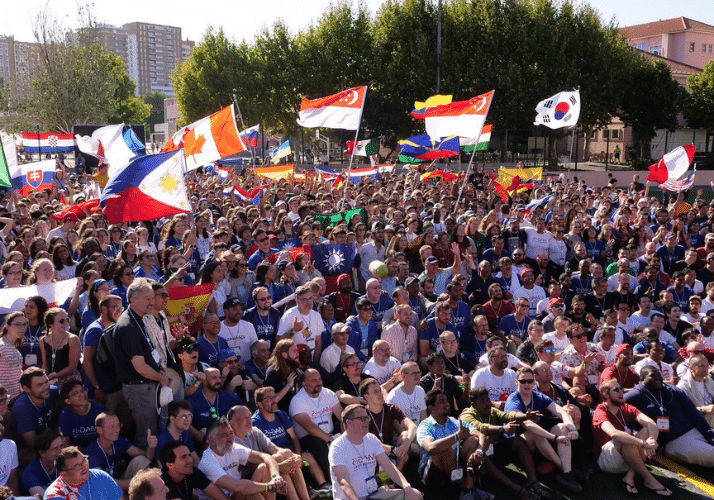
160, 441, 229, 500
419, 353, 464, 417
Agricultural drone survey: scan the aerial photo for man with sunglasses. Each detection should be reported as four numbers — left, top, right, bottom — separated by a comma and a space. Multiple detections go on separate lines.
243, 288, 281, 350
594, 379, 669, 496
247, 229, 277, 272
45, 447, 122, 500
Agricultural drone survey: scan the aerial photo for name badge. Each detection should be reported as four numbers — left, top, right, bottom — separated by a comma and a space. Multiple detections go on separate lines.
365, 476, 379, 494
317, 421, 330, 432
25, 354, 38, 366
402, 351, 411, 363
657, 416, 670, 432
450, 466, 464, 482
151, 348, 162, 365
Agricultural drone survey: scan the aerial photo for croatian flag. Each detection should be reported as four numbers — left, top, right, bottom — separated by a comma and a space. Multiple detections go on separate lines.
10, 159, 55, 196
22, 132, 76, 154
239, 125, 260, 148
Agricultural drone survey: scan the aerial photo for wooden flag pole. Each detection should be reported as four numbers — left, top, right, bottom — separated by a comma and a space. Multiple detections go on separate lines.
455, 144, 478, 210
232, 91, 255, 170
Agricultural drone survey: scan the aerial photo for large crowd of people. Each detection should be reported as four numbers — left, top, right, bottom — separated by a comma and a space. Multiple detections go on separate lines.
1, 161, 714, 500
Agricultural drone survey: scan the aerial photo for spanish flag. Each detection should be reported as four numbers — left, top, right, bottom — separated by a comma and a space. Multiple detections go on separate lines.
250, 164, 295, 180
166, 283, 215, 336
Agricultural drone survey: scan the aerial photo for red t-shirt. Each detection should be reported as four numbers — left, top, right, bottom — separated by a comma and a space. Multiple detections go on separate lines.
599, 365, 640, 390
592, 402, 640, 459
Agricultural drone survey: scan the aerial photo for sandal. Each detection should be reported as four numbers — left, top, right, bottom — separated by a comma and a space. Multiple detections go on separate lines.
645, 486, 672, 497
622, 480, 638, 496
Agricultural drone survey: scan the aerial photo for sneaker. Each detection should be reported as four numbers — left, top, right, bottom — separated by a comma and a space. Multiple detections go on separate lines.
572, 468, 590, 483
472, 488, 495, 500
459, 490, 476, 500
555, 472, 583, 493
308, 487, 321, 500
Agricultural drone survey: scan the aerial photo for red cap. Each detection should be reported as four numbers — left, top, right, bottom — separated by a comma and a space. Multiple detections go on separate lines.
548, 297, 564, 308
615, 343, 632, 356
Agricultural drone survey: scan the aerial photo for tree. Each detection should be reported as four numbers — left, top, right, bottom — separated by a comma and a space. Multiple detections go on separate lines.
0, 77, 7, 112
619, 57, 686, 158
684, 59, 714, 130
142, 91, 168, 130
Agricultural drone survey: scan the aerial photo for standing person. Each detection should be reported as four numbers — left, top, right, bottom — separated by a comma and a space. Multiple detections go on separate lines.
288, 369, 343, 485
44, 447, 122, 500
593, 379, 669, 496
0, 312, 26, 399
112, 278, 170, 447
39, 308, 81, 386
329, 403, 422, 500
277, 286, 324, 363
20, 296, 48, 370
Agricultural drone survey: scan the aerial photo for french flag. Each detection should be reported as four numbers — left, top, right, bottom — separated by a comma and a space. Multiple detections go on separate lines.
22, 132, 76, 154
239, 125, 260, 148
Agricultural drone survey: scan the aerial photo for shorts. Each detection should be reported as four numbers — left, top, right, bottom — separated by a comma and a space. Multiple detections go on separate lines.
597, 441, 629, 474
491, 437, 516, 466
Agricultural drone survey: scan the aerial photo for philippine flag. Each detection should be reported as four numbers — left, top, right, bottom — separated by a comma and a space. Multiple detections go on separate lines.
239, 125, 260, 148
101, 150, 191, 223
22, 132, 76, 154
10, 159, 55, 196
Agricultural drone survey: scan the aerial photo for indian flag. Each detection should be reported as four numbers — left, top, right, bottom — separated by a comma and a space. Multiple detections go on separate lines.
460, 125, 492, 153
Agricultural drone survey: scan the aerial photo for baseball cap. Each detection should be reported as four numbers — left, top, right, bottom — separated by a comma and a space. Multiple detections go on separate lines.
548, 297, 564, 308
332, 323, 351, 335
615, 344, 632, 356
425, 256, 439, 265
223, 297, 242, 310
520, 267, 534, 278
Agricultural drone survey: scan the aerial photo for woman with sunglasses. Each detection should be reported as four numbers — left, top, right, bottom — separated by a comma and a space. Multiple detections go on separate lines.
134, 250, 161, 281
110, 264, 134, 309
40, 308, 81, 386
175, 336, 205, 398
0, 312, 27, 399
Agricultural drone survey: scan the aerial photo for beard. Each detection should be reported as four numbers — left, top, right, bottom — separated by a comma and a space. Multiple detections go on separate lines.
286, 357, 301, 371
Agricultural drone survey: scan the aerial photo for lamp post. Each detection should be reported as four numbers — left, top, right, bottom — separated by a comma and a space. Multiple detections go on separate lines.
436, 0, 442, 93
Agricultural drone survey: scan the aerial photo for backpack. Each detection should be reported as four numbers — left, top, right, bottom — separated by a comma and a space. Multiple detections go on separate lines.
95, 323, 117, 381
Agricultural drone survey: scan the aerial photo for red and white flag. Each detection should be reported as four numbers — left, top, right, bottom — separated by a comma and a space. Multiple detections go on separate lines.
646, 144, 695, 184
163, 105, 246, 170
412, 90, 494, 140
297, 86, 367, 130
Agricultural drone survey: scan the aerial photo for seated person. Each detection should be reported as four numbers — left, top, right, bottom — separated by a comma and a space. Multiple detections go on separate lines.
599, 344, 640, 392
252, 387, 330, 493
0, 415, 18, 494
188, 367, 245, 442
159, 441, 230, 500
332, 352, 369, 407
677, 354, 714, 428
504, 367, 585, 493
244, 340, 271, 388
592, 379, 669, 496
11, 367, 59, 464
20, 428, 62, 497
85, 412, 156, 490
319, 323, 355, 375
633, 340, 675, 384
329, 403, 422, 500
45, 446, 122, 500
470, 347, 516, 410
57, 380, 106, 448
155, 400, 200, 466
386, 362, 427, 426
421, 353, 466, 416
362, 340, 402, 389
625, 366, 714, 467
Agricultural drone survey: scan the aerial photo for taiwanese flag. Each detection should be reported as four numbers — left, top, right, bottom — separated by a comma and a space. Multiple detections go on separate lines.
10, 159, 55, 196
311, 243, 356, 293
165, 283, 215, 336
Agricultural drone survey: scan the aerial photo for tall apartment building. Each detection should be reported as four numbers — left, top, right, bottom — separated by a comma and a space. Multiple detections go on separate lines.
0, 35, 40, 106
619, 17, 714, 69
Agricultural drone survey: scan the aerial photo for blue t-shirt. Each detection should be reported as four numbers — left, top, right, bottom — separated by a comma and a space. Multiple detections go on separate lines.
196, 335, 229, 367
243, 359, 268, 385
504, 390, 553, 413
58, 401, 107, 448
667, 285, 694, 313
420, 317, 457, 352
355, 294, 394, 329
496, 314, 532, 341
83, 320, 120, 395
12, 388, 59, 437
449, 302, 471, 340
251, 409, 293, 449
19, 325, 43, 368
633, 340, 678, 363
45, 469, 122, 500
21, 458, 58, 494
155, 428, 195, 461
242, 307, 279, 349
85, 437, 132, 479
110, 284, 128, 309
188, 390, 245, 431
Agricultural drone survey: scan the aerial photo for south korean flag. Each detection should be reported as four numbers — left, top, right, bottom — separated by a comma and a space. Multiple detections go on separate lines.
534, 90, 581, 129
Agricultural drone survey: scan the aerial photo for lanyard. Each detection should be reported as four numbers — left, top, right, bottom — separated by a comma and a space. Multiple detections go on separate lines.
367, 407, 385, 442
98, 440, 116, 476
644, 388, 665, 415
607, 407, 629, 431
128, 309, 152, 347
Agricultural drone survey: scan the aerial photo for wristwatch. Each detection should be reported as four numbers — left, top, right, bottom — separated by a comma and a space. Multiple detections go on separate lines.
94, 384, 100, 390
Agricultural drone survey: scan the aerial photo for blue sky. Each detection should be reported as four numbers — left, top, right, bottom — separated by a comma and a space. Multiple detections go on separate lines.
2, 0, 712, 44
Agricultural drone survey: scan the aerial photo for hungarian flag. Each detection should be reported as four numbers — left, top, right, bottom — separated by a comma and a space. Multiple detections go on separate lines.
165, 283, 215, 336
647, 144, 695, 184
412, 90, 495, 140
163, 105, 245, 169
461, 124, 492, 152
344, 138, 379, 157
297, 86, 367, 130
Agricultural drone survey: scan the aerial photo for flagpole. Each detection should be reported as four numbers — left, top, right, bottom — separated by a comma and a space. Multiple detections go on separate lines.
343, 87, 367, 201
231, 91, 255, 170
455, 145, 478, 209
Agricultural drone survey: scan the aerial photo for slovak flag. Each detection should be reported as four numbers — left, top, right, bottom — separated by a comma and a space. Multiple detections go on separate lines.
239, 125, 260, 148
534, 90, 581, 129
647, 144, 695, 184
411, 90, 495, 140
10, 159, 55, 196
101, 150, 191, 223
297, 86, 367, 130
21, 132, 76, 154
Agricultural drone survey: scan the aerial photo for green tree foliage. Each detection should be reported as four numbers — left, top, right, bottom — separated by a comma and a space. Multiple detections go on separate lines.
684, 59, 714, 129
23, 5, 150, 133
0, 77, 7, 112
142, 91, 168, 130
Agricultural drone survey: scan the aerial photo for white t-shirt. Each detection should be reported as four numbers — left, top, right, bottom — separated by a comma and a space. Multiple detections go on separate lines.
470, 367, 517, 401
289, 387, 339, 439
329, 432, 384, 500
548, 239, 567, 266
701, 297, 714, 314
478, 352, 520, 370
523, 228, 553, 259
363, 357, 402, 385
198, 443, 251, 500
386, 385, 427, 425
543, 332, 570, 352
512, 285, 546, 317
634, 358, 674, 382
0, 439, 18, 486
320, 343, 355, 374
278, 307, 324, 354
219, 320, 258, 363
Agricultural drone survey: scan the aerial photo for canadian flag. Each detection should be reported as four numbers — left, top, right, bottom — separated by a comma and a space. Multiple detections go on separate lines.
646, 144, 695, 184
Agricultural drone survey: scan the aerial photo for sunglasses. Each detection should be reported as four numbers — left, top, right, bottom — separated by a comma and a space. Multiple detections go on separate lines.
518, 379, 535, 384
544, 348, 557, 353
181, 346, 198, 354
348, 416, 370, 422
569, 333, 585, 339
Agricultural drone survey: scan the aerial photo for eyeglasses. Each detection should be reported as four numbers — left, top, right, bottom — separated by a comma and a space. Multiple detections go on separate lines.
403, 371, 421, 376
569, 333, 585, 339
58, 318, 68, 324
348, 415, 370, 422
11, 321, 28, 328
64, 456, 89, 472
68, 388, 87, 398
238, 263, 248, 268
517, 379, 535, 384
256, 238, 268, 243
181, 346, 198, 354
155, 293, 169, 299
544, 348, 557, 353
257, 296, 271, 302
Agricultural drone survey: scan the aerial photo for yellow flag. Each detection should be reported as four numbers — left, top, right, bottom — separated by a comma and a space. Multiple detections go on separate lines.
414, 95, 452, 111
